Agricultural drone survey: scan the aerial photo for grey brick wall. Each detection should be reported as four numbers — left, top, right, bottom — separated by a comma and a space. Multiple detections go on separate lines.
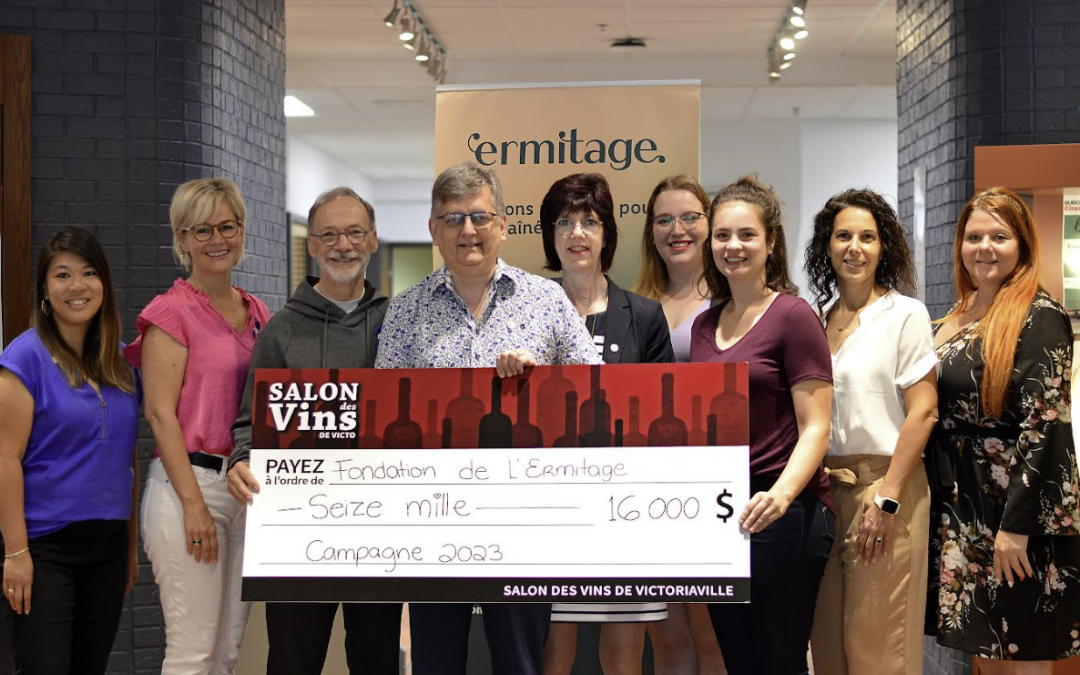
898, 0, 1080, 320
0, 1, 285, 672
898, 0, 1080, 671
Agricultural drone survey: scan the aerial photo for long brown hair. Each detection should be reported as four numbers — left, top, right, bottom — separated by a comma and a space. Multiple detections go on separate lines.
34, 227, 135, 393
632, 175, 711, 300
703, 174, 797, 301
940, 187, 1041, 418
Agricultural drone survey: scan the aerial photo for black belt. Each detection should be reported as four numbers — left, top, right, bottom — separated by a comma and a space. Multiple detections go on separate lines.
189, 452, 225, 472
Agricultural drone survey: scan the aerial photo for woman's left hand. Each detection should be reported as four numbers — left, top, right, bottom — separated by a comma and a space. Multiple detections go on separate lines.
495, 349, 538, 378
855, 502, 895, 564
993, 530, 1032, 587
740, 490, 792, 534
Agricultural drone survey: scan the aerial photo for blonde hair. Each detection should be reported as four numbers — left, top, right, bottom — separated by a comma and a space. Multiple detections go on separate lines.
170, 178, 247, 272
633, 175, 711, 299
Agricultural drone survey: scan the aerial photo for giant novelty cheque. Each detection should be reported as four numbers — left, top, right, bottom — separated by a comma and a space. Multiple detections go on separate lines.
241, 363, 750, 603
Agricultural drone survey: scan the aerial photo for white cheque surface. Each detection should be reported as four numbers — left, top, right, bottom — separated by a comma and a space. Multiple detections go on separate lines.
243, 446, 749, 583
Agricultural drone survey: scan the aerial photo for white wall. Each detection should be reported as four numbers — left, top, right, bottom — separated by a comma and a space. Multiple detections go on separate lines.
794, 119, 899, 295
286, 135, 375, 218
372, 177, 433, 243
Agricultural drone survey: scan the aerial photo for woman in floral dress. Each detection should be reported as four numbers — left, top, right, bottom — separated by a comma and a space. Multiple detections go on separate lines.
929, 186, 1080, 672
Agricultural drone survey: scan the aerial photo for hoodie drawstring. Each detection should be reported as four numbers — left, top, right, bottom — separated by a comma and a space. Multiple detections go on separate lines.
321, 303, 330, 369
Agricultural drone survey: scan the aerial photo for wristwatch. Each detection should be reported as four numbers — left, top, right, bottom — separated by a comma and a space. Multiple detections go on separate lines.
874, 493, 901, 515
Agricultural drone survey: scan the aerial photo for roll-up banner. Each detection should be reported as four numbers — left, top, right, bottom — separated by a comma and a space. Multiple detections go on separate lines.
434, 81, 701, 289
1064, 194, 1080, 334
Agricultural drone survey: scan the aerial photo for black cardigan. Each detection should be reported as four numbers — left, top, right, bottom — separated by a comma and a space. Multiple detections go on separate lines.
601, 277, 675, 365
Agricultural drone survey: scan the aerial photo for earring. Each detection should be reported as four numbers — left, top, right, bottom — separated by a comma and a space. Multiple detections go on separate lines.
41, 299, 52, 316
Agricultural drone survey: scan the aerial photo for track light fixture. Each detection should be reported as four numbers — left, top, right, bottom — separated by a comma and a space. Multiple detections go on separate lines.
384, 1, 446, 84
766, 0, 808, 82
384, 1, 400, 27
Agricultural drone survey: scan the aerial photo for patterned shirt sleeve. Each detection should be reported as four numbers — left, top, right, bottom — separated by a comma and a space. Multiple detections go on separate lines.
374, 286, 419, 369
1000, 294, 1080, 536
544, 279, 604, 366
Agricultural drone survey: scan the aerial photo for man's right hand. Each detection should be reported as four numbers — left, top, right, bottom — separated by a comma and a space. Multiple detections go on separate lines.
227, 461, 260, 506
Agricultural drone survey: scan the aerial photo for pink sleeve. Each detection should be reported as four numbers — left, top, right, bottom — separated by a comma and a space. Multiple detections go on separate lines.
125, 295, 188, 367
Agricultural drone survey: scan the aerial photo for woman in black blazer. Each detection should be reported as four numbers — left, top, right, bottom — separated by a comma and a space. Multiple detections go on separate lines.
538, 173, 674, 675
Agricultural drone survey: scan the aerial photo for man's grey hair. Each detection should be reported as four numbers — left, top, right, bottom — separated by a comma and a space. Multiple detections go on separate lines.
307, 187, 376, 230
431, 162, 505, 219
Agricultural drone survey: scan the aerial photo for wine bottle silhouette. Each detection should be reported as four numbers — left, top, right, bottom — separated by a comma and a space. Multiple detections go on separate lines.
707, 413, 718, 446
689, 394, 707, 446
648, 373, 688, 445
383, 378, 423, 448
511, 379, 544, 447
317, 370, 350, 449
709, 363, 749, 445
422, 399, 441, 448
578, 365, 610, 440
253, 380, 280, 449
580, 390, 612, 447
623, 396, 648, 447
357, 399, 381, 448
442, 417, 453, 448
552, 391, 580, 447
479, 376, 513, 448
445, 369, 484, 448
536, 364, 575, 442
614, 419, 624, 447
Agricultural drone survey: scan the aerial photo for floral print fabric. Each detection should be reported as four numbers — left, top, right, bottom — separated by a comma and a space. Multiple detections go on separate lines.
928, 292, 1080, 660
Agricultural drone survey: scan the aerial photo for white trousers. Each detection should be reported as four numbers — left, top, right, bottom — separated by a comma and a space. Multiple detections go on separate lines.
142, 458, 251, 675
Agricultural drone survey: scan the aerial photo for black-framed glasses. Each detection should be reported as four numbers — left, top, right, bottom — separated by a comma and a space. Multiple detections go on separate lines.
554, 217, 602, 235
652, 212, 707, 229
435, 211, 498, 229
184, 220, 243, 242
308, 228, 374, 246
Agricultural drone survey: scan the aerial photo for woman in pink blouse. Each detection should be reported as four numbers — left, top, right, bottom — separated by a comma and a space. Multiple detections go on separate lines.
126, 178, 269, 675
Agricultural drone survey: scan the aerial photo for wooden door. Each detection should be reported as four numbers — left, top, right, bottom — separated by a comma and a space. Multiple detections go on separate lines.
0, 34, 31, 348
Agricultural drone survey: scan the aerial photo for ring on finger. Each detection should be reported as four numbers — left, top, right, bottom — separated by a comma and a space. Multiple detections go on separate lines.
875, 537, 884, 545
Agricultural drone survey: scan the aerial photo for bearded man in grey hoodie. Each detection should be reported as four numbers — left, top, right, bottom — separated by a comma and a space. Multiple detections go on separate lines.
226, 187, 401, 675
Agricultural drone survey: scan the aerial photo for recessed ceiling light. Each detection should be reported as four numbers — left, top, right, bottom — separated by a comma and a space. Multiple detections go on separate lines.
283, 95, 314, 117
783, 52, 796, 60
795, 29, 808, 39
779, 37, 795, 50
610, 37, 647, 49
790, 15, 806, 28
779, 62, 793, 70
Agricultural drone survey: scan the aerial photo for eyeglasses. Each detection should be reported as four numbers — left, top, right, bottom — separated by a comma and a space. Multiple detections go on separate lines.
184, 220, 243, 242
435, 212, 498, 229
309, 228, 374, 246
554, 217, 602, 235
652, 212, 707, 229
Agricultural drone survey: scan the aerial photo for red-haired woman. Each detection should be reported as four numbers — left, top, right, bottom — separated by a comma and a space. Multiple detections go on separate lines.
929, 187, 1080, 673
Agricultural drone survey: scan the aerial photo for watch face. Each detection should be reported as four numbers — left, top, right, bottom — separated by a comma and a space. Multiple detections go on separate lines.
879, 498, 900, 515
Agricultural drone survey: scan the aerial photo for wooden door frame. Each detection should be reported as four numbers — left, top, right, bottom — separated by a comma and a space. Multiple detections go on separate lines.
0, 34, 31, 348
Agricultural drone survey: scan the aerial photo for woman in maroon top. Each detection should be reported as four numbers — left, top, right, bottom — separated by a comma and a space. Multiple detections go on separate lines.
689, 175, 834, 675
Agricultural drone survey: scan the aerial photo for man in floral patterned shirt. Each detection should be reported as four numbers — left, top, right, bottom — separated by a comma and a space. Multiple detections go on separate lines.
375, 162, 600, 675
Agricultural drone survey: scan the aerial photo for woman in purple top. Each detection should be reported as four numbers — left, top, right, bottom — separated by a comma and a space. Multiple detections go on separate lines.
689, 175, 834, 675
0, 228, 140, 675
127, 178, 269, 675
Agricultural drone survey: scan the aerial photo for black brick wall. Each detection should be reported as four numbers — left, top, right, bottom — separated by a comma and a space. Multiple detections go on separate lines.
0, 1, 285, 672
898, 0, 1080, 320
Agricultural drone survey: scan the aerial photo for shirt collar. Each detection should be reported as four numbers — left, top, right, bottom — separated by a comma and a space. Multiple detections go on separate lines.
433, 258, 517, 296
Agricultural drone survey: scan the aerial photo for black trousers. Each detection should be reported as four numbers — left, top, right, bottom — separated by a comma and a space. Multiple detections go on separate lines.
708, 489, 835, 675
265, 601, 403, 675
410, 603, 550, 675
0, 520, 128, 675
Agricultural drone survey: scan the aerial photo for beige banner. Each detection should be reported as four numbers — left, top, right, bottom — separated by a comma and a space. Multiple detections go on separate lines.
433, 81, 701, 289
